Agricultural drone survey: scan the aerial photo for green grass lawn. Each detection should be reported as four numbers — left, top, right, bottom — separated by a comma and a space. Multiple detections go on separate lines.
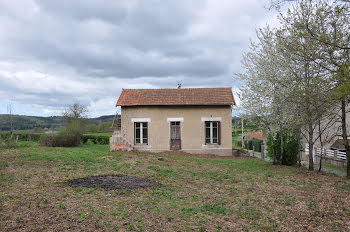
83, 132, 113, 137
1, 142, 350, 231
323, 163, 347, 172
232, 134, 242, 147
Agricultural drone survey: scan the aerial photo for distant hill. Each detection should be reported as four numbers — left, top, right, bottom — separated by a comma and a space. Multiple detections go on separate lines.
0, 114, 116, 131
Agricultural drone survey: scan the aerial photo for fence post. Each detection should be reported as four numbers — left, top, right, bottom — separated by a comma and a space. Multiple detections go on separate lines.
16, 135, 19, 145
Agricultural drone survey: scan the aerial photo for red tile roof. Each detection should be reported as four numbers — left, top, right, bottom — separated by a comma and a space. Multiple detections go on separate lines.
246, 132, 264, 141
116, 88, 235, 106
330, 139, 350, 150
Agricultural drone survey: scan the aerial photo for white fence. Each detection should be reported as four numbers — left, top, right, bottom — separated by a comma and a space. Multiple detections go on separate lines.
305, 143, 347, 160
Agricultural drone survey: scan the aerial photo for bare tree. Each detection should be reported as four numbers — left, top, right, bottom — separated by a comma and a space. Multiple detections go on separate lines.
6, 102, 14, 133
317, 112, 338, 171
63, 103, 88, 124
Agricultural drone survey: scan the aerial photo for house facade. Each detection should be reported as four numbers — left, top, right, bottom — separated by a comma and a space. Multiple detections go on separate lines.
110, 88, 235, 156
303, 105, 350, 166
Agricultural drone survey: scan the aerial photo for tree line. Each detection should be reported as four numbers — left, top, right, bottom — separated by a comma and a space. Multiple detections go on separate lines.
237, 0, 350, 177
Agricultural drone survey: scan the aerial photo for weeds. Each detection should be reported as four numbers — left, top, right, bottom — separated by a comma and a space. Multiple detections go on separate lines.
0, 143, 349, 231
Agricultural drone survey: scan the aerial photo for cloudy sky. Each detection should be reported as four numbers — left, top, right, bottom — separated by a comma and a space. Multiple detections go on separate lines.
0, 0, 279, 117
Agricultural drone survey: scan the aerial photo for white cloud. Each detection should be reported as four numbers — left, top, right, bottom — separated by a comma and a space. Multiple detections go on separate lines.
0, 0, 279, 116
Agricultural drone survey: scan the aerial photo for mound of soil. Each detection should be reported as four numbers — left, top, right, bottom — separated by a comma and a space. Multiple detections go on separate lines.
66, 174, 161, 190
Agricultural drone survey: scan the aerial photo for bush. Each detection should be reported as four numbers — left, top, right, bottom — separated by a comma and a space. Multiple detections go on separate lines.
0, 133, 17, 148
266, 132, 298, 165
81, 135, 110, 145
39, 134, 80, 147
252, 138, 262, 152
244, 139, 263, 152
236, 140, 242, 147
244, 140, 252, 150
40, 121, 83, 147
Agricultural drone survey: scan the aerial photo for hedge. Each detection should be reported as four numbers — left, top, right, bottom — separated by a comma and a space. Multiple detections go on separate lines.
40, 134, 80, 147
0, 132, 112, 145
0, 132, 41, 141
81, 134, 110, 145
244, 138, 262, 152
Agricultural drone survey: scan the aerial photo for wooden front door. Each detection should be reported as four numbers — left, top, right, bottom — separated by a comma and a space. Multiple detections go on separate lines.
170, 121, 181, 150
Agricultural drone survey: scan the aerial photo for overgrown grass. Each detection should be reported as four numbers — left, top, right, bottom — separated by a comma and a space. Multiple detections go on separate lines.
323, 163, 347, 172
0, 142, 349, 231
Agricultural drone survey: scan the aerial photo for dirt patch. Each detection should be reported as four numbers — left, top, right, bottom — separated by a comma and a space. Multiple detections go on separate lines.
157, 157, 175, 162
66, 174, 161, 190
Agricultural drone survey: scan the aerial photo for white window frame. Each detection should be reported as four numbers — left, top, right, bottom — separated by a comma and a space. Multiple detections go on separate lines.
134, 122, 148, 145
131, 118, 151, 122
205, 121, 219, 144
201, 117, 221, 122
167, 117, 184, 122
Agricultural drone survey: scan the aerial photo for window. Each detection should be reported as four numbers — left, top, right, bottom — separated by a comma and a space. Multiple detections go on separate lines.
170, 122, 181, 140
171, 121, 180, 126
205, 121, 220, 144
134, 122, 148, 145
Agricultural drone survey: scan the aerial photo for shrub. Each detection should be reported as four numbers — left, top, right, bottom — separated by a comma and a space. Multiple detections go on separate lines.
244, 140, 253, 150
85, 139, 95, 145
39, 134, 80, 147
64, 120, 84, 141
40, 122, 83, 147
0, 133, 17, 148
251, 138, 262, 152
236, 140, 242, 147
81, 135, 110, 145
266, 132, 298, 165
244, 138, 263, 152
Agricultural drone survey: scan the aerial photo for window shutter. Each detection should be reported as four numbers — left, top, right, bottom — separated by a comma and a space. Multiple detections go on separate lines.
218, 121, 221, 145
204, 122, 206, 144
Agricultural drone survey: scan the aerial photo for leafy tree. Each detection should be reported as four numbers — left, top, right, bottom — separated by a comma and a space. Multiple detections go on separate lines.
237, 0, 343, 171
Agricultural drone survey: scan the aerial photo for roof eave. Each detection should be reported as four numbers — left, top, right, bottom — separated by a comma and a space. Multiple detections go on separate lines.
116, 103, 235, 107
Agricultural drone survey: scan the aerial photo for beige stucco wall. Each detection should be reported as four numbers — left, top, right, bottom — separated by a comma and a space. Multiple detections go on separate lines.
312, 105, 350, 149
120, 105, 232, 156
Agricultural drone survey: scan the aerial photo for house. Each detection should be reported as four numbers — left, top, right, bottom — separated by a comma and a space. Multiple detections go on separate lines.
330, 139, 350, 152
245, 131, 264, 141
244, 131, 264, 153
110, 87, 235, 156
303, 105, 350, 166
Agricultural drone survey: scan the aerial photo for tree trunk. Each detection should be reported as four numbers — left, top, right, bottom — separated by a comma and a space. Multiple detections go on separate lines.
273, 147, 277, 165
341, 100, 350, 178
308, 122, 314, 171
296, 127, 302, 166
268, 129, 277, 165
280, 124, 285, 165
318, 119, 323, 172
